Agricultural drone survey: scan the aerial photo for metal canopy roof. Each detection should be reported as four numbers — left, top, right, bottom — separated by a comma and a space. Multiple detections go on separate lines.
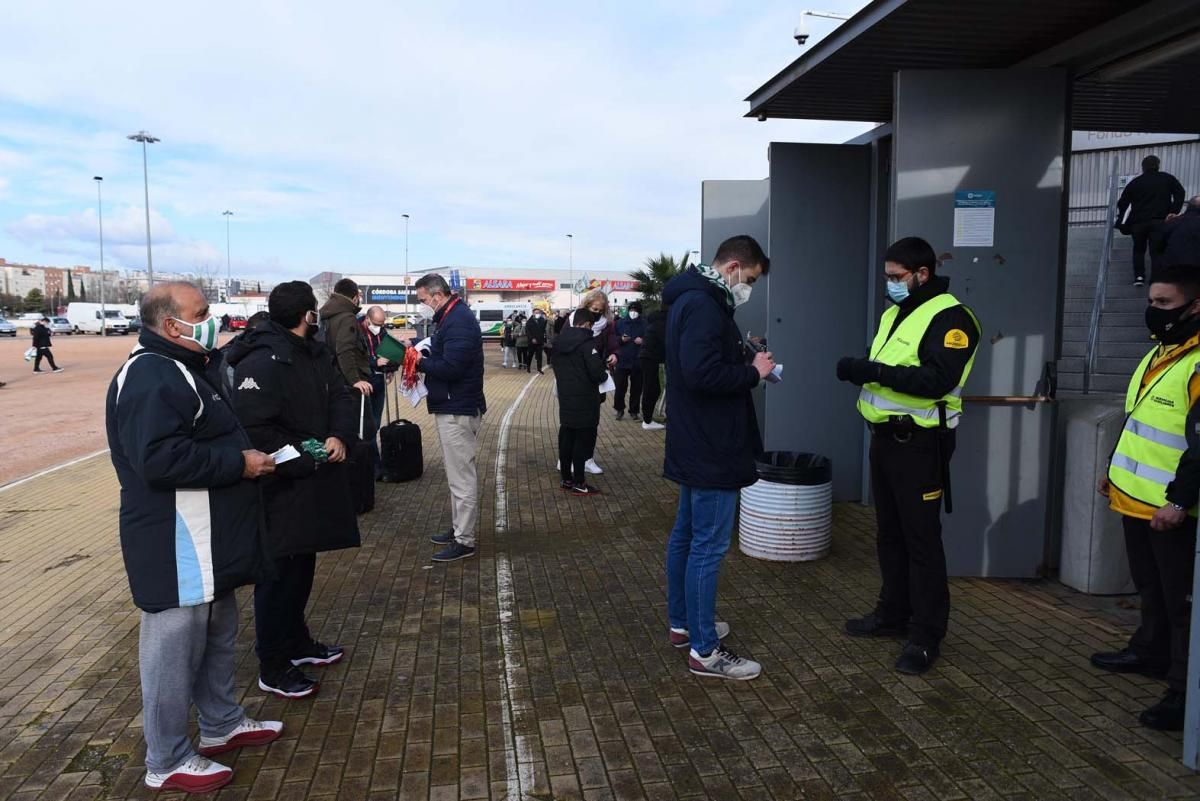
746, 0, 1200, 133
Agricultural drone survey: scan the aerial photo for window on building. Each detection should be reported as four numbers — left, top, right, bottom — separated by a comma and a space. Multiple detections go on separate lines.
558, 282, 573, 290
479, 310, 504, 322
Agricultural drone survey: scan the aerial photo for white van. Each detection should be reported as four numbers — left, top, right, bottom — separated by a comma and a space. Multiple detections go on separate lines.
67, 303, 130, 335
471, 302, 532, 338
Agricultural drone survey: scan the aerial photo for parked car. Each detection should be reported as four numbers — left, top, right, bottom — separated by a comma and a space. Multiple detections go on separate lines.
14, 312, 43, 330
229, 315, 248, 330
48, 317, 73, 335
0, 317, 16, 337
126, 316, 142, 333
390, 314, 407, 329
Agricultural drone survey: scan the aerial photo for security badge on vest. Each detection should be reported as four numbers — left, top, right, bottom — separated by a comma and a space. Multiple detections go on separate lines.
856, 294, 980, 429
1108, 346, 1200, 514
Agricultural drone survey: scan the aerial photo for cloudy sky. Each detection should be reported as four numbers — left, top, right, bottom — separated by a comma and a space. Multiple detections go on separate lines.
0, 1, 869, 284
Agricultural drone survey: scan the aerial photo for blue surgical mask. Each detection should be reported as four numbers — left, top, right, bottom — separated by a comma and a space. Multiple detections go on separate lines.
886, 280, 910, 304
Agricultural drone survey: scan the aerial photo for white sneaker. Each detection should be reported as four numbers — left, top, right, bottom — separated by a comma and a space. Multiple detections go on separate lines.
688, 644, 761, 680
585, 459, 603, 475
670, 621, 730, 649
145, 755, 233, 794
642, 421, 665, 431
198, 717, 283, 757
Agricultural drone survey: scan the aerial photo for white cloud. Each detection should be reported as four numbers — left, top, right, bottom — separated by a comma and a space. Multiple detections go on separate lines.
0, 0, 871, 277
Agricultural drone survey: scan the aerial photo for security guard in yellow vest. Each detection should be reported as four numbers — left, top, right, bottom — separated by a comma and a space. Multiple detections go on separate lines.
836, 237, 980, 675
1092, 267, 1200, 732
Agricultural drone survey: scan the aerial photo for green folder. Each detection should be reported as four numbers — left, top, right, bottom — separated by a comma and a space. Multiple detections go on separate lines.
377, 334, 408, 362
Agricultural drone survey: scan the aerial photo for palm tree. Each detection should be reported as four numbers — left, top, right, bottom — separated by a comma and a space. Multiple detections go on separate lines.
629, 251, 690, 309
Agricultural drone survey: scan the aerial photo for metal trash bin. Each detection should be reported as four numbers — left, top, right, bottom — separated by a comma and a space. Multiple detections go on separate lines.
739, 452, 833, 561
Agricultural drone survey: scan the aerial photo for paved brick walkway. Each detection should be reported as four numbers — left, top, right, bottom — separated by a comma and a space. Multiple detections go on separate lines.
1, 354, 1198, 800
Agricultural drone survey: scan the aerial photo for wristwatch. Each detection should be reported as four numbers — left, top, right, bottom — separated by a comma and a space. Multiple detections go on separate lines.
1170, 503, 1185, 512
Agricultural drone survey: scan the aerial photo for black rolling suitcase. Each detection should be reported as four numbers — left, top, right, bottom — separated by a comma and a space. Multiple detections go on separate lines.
348, 392, 376, 514
380, 376, 424, 482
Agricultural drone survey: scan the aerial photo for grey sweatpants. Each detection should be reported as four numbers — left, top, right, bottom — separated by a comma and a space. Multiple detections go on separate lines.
139, 592, 244, 772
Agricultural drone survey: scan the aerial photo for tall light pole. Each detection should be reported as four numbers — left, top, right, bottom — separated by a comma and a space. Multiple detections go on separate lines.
94, 176, 106, 336
223, 210, 234, 300
127, 130, 160, 287
402, 214, 411, 313
566, 234, 574, 306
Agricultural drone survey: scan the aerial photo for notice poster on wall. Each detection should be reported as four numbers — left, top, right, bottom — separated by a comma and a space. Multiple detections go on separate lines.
953, 190, 996, 247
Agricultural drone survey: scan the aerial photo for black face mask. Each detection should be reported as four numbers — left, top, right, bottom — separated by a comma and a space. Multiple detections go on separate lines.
1146, 302, 1196, 341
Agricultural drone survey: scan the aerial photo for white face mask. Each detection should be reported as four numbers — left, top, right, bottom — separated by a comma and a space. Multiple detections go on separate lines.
170, 314, 219, 352
628, 311, 639, 320
367, 323, 382, 335
418, 302, 435, 320
729, 267, 753, 308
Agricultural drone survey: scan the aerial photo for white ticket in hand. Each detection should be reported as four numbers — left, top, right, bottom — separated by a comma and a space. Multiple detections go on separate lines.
764, 364, 783, 384
271, 444, 301, 464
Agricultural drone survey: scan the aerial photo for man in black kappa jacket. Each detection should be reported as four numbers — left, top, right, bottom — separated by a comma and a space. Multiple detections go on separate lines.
228, 280, 361, 700
106, 282, 282, 794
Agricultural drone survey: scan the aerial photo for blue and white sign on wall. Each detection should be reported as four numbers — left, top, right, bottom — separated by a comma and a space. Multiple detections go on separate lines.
953, 190, 996, 247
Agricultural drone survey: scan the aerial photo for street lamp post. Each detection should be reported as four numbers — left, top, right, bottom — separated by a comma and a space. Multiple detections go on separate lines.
223, 210, 234, 301
567, 234, 574, 307
94, 176, 106, 336
402, 214, 411, 313
127, 130, 160, 287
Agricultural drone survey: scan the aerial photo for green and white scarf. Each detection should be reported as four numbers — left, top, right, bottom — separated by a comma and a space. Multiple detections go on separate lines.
695, 263, 734, 309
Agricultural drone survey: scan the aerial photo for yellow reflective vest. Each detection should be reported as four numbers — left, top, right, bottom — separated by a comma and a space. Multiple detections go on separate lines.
857, 293, 979, 429
1108, 343, 1200, 515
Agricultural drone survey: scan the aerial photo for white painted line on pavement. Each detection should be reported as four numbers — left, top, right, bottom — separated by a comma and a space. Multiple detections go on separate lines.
493, 372, 539, 799
0, 448, 110, 493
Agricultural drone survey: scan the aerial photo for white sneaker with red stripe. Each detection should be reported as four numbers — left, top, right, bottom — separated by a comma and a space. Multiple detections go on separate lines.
144, 755, 233, 794
669, 621, 730, 649
198, 718, 284, 757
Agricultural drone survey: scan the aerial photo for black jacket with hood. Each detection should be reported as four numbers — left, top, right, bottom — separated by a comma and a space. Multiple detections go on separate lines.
226, 321, 361, 558
105, 328, 268, 612
552, 325, 608, 429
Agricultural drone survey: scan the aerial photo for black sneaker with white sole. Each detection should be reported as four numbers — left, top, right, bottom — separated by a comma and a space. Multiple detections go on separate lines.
259, 666, 319, 698
291, 641, 344, 666
571, 483, 602, 496
560, 479, 574, 491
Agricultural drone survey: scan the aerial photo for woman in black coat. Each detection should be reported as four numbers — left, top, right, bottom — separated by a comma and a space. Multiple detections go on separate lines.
227, 281, 360, 698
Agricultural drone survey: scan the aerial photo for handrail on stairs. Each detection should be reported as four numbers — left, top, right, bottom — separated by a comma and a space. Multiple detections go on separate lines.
1083, 156, 1122, 394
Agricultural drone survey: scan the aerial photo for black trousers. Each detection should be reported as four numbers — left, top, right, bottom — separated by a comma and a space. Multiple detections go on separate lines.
528, 345, 544, 372
33, 347, 58, 371
517, 346, 530, 368
559, 425, 598, 485
870, 428, 955, 647
1129, 221, 1161, 279
1123, 515, 1196, 693
640, 361, 661, 423
613, 367, 643, 414
254, 553, 316, 673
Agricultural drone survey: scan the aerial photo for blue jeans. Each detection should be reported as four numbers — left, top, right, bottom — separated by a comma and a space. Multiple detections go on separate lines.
666, 485, 737, 654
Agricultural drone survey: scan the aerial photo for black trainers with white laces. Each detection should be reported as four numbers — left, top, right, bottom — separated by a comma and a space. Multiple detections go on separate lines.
259, 666, 319, 698
571, 483, 602, 496
291, 641, 344, 666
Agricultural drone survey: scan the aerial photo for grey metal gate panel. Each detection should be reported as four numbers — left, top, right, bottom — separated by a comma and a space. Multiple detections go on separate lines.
892, 69, 1069, 577
765, 143, 871, 501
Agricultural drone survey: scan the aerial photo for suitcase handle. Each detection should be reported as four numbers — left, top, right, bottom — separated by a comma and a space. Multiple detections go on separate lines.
359, 392, 367, 440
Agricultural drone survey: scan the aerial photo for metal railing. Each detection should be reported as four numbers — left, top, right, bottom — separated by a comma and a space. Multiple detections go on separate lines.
1082, 157, 1121, 394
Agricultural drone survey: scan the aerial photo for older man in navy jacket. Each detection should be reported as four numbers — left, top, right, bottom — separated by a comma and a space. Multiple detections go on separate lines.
663, 236, 775, 681
414, 273, 487, 562
106, 282, 282, 794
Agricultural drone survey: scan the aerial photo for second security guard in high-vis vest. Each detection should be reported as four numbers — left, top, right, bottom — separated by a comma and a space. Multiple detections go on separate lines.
1092, 267, 1200, 732
836, 237, 980, 676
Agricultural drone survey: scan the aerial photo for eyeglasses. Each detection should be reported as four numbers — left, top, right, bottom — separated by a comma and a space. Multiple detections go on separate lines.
883, 271, 912, 284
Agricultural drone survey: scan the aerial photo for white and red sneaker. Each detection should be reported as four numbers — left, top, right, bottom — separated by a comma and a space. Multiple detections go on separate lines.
145, 755, 233, 794
198, 718, 284, 757
669, 621, 730, 649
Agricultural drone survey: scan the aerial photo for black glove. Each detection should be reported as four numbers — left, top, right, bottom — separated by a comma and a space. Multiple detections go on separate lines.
839, 357, 881, 387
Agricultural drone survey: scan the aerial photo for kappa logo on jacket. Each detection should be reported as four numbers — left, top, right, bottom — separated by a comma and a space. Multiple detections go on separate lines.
238, 376, 261, 391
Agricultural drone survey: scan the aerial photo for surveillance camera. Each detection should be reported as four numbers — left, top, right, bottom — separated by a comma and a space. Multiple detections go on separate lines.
794, 17, 809, 46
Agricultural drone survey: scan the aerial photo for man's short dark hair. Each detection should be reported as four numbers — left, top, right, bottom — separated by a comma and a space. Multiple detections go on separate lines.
885, 236, 938, 275
415, 273, 451, 296
1151, 266, 1200, 298
573, 308, 596, 327
40, 316, 49, 322
628, 301, 643, 314
246, 311, 271, 330
713, 235, 770, 275
1143, 155, 1161, 172
269, 281, 317, 329
140, 281, 197, 329
333, 278, 359, 298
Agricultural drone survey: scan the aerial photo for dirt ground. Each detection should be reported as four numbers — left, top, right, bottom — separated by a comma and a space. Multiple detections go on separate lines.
0, 327, 460, 485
